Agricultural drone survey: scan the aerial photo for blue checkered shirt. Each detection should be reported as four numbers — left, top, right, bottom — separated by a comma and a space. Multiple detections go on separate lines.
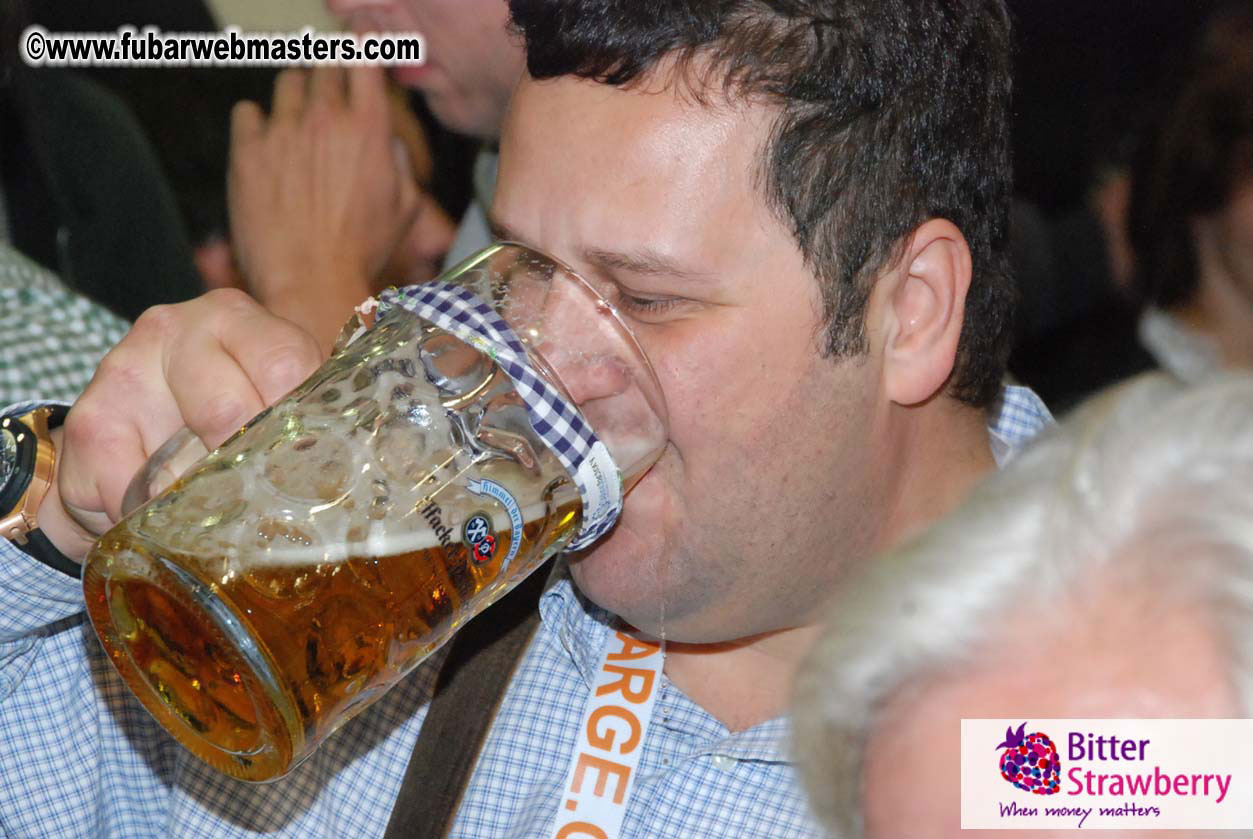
0, 386, 1049, 838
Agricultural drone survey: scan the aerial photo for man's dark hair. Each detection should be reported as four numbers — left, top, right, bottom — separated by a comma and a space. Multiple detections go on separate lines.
508, 0, 1015, 406
1128, 4, 1253, 310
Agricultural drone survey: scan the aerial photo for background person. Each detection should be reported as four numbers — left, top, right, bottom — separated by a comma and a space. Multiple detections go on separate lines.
325, 0, 526, 264
1127, 48, 1253, 380
226, 65, 445, 351
0, 1, 205, 320
1009, 1, 1253, 411
0, 243, 130, 404
224, 0, 526, 348
794, 372, 1253, 839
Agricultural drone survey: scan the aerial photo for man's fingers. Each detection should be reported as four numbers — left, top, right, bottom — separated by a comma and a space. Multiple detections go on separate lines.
348, 64, 388, 116
60, 317, 192, 523
271, 68, 308, 122
392, 137, 422, 219
54, 291, 322, 530
309, 65, 347, 109
165, 290, 322, 447
60, 405, 155, 526
392, 135, 416, 190
230, 99, 265, 148
216, 298, 324, 407
164, 321, 270, 451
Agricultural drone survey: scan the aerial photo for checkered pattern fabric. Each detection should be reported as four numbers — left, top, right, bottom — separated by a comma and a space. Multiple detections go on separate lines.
988, 384, 1054, 466
0, 385, 1051, 839
380, 283, 620, 550
0, 244, 130, 405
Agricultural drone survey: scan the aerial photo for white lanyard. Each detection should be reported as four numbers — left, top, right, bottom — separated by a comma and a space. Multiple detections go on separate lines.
548, 628, 665, 839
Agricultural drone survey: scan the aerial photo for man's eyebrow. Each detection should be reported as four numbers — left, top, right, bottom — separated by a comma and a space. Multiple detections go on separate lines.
487, 213, 713, 283
581, 247, 715, 283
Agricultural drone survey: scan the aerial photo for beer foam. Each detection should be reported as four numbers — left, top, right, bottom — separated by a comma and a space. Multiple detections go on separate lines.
244, 499, 555, 566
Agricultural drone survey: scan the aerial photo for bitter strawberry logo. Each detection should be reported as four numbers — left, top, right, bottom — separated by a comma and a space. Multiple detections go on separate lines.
997, 722, 1061, 795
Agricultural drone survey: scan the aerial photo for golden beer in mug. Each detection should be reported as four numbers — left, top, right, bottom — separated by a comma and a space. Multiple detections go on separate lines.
81, 244, 667, 781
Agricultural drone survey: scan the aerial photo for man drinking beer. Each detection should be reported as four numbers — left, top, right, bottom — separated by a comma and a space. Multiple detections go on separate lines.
0, 0, 1049, 835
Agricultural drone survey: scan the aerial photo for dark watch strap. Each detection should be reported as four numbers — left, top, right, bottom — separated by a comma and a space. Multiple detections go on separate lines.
18, 527, 82, 579
43, 403, 70, 429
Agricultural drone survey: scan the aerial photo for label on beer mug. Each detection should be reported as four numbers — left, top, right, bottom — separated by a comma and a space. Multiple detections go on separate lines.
574, 441, 622, 541
467, 478, 524, 570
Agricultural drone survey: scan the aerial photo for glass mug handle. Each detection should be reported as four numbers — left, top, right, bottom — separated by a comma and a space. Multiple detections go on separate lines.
120, 427, 208, 517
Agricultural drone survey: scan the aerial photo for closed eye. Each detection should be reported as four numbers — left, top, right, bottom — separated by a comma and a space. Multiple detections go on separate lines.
616, 293, 684, 315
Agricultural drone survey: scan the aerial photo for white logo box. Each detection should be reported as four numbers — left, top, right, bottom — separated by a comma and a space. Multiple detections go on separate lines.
961, 719, 1253, 830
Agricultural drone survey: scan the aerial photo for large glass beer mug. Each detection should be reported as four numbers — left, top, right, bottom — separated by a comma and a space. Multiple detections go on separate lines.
81, 244, 668, 782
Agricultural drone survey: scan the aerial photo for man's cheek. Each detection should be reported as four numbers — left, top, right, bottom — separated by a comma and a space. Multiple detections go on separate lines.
649, 326, 748, 402
663, 367, 760, 445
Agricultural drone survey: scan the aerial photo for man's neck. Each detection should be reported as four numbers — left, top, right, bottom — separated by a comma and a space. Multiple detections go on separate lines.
662, 625, 822, 732
663, 401, 997, 731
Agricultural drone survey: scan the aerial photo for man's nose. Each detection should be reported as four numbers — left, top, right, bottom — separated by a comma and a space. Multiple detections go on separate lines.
548, 350, 634, 407
525, 279, 636, 407
499, 266, 667, 478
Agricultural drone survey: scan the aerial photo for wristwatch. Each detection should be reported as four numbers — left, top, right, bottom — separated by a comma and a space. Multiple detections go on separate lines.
0, 404, 80, 578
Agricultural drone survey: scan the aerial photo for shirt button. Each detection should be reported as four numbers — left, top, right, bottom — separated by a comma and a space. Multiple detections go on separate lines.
710, 754, 736, 772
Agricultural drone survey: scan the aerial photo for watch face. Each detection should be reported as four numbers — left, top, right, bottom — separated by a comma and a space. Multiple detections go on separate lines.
0, 425, 16, 489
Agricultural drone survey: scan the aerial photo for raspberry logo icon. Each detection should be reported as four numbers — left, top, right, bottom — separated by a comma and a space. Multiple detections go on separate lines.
996, 722, 1061, 795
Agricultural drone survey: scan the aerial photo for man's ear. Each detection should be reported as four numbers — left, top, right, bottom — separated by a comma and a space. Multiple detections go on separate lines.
879, 218, 971, 406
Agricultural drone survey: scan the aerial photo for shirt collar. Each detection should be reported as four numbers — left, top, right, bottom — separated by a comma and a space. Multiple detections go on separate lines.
1138, 307, 1222, 384
538, 560, 613, 686
987, 382, 1053, 466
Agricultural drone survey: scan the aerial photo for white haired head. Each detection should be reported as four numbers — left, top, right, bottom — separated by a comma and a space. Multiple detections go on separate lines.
792, 373, 1253, 837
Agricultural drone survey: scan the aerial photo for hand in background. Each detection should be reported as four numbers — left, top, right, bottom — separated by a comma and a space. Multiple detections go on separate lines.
229, 66, 419, 351
378, 84, 457, 288
40, 291, 322, 560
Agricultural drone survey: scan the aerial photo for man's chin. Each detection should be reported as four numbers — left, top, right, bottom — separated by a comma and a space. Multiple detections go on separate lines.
564, 463, 697, 632
567, 537, 668, 633
568, 539, 728, 642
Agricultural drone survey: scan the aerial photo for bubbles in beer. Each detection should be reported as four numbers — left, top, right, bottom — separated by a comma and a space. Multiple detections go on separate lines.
244, 519, 325, 601
175, 466, 248, 527
305, 595, 385, 694
308, 386, 346, 416
137, 464, 247, 550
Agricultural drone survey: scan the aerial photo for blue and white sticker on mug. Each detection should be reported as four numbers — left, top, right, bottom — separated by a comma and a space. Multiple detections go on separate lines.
467, 478, 524, 571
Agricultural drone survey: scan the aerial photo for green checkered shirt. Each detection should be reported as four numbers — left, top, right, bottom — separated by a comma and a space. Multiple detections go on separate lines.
0, 244, 130, 405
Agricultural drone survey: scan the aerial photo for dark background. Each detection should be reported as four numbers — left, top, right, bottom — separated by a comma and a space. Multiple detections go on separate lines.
21, 0, 479, 243
1, 0, 1230, 286
1007, 0, 1226, 213
17, 0, 1233, 228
